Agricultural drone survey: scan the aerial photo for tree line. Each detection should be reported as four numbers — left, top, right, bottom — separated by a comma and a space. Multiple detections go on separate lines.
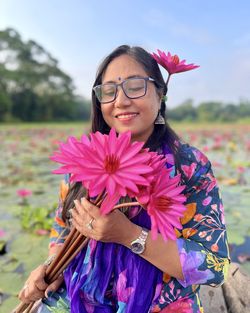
167, 99, 250, 122
0, 28, 249, 123
0, 28, 90, 122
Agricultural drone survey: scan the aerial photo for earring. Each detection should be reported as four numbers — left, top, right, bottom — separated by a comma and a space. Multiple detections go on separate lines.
161, 95, 168, 102
154, 111, 165, 124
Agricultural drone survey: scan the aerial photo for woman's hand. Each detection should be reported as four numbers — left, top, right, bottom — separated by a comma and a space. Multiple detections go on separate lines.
72, 198, 141, 245
18, 264, 64, 303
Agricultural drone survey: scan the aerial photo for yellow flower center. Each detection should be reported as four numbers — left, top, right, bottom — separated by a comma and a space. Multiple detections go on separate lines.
104, 155, 120, 174
171, 55, 179, 65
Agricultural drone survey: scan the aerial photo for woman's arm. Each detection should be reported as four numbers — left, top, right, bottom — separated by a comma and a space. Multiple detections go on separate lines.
121, 224, 184, 280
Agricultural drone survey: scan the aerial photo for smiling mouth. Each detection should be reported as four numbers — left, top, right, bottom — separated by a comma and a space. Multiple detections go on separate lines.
115, 113, 139, 120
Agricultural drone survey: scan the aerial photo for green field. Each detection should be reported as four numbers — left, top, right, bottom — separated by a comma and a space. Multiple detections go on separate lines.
0, 122, 250, 312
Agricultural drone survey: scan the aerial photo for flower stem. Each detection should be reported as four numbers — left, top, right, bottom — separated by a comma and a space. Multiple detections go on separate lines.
113, 201, 140, 210
165, 74, 171, 90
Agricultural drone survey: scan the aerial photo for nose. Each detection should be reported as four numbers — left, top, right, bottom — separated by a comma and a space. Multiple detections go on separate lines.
114, 86, 132, 107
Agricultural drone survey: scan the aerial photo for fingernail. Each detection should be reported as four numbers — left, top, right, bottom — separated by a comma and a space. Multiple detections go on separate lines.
47, 290, 53, 298
81, 197, 85, 202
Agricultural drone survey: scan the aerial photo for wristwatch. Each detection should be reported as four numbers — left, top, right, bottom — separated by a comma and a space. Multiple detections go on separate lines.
130, 228, 149, 254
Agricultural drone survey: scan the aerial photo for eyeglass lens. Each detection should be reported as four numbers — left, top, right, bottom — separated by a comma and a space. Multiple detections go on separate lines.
96, 78, 147, 103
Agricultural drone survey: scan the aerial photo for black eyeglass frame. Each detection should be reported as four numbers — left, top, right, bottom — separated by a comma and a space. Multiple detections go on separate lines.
93, 77, 156, 104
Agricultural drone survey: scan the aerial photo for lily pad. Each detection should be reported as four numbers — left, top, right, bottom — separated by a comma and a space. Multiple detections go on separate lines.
0, 296, 20, 313
0, 272, 23, 295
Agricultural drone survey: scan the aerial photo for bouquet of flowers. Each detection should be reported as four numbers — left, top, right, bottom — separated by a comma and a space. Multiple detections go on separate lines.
51, 127, 187, 241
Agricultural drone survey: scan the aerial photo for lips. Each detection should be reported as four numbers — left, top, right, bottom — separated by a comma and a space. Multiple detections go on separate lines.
115, 112, 139, 120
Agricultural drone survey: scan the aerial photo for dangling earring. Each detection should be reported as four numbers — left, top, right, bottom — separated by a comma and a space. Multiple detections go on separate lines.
154, 111, 165, 124
161, 95, 168, 102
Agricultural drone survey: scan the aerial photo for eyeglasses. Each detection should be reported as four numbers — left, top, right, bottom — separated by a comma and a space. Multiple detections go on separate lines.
93, 77, 155, 104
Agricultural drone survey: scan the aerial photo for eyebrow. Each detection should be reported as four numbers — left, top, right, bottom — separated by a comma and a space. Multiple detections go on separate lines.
103, 75, 144, 84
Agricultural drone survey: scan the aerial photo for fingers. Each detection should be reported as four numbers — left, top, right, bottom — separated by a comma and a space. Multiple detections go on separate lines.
81, 197, 101, 219
32, 265, 48, 290
19, 282, 45, 303
44, 275, 64, 298
73, 198, 100, 229
18, 265, 48, 303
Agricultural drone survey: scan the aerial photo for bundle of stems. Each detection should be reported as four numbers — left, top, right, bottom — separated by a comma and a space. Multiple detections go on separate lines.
13, 225, 89, 313
13, 194, 138, 313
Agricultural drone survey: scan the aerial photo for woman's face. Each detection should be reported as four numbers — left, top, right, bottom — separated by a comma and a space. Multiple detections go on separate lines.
100, 54, 161, 142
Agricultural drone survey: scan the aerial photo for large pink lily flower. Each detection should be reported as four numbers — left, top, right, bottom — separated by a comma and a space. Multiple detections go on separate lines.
152, 49, 199, 75
138, 167, 187, 241
51, 128, 153, 214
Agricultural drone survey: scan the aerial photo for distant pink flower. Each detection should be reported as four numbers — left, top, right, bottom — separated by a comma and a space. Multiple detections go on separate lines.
35, 229, 49, 236
237, 166, 245, 173
0, 229, 5, 237
202, 145, 210, 152
246, 140, 250, 151
152, 49, 200, 75
138, 167, 186, 241
213, 161, 222, 168
51, 128, 152, 214
17, 189, 32, 198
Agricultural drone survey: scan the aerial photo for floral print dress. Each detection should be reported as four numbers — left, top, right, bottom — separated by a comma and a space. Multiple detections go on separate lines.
41, 143, 230, 313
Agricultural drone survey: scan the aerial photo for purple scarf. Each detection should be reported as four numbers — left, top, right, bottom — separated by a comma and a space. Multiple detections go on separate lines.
64, 144, 174, 313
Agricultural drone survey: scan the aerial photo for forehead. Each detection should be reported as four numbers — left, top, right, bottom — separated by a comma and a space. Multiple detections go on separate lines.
102, 54, 147, 83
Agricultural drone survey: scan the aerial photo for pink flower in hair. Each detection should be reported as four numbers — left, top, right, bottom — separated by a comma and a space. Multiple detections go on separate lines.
152, 49, 200, 75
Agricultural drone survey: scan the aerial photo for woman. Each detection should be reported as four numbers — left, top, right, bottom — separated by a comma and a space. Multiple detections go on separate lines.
19, 45, 230, 312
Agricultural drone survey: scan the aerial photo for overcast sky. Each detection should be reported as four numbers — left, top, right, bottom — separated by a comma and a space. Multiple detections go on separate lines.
1, 0, 250, 107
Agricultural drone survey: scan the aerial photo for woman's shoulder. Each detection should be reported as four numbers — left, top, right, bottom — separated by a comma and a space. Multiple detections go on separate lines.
178, 142, 210, 167
175, 142, 214, 189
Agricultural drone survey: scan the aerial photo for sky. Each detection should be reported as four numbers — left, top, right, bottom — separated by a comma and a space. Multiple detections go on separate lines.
0, 0, 250, 107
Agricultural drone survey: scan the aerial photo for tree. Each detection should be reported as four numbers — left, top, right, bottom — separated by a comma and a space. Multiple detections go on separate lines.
167, 99, 197, 121
197, 101, 223, 121
0, 28, 90, 121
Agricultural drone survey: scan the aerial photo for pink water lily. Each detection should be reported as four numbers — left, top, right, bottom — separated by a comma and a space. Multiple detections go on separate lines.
51, 128, 153, 214
0, 229, 6, 237
138, 167, 187, 241
17, 189, 32, 198
152, 49, 199, 75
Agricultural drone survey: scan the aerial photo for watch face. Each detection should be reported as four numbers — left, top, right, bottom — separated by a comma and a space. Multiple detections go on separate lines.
131, 242, 144, 254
